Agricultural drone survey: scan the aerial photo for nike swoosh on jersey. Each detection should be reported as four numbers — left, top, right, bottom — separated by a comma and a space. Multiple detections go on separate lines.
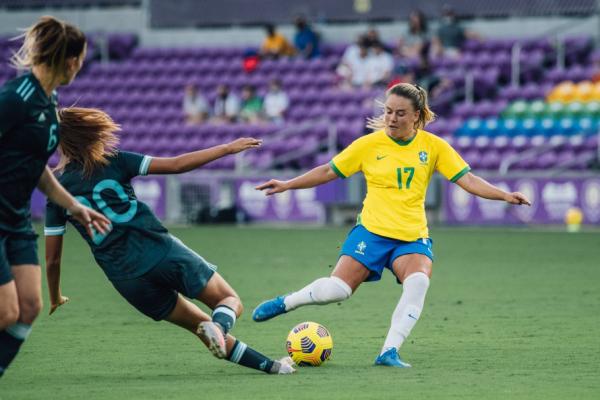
376, 155, 388, 160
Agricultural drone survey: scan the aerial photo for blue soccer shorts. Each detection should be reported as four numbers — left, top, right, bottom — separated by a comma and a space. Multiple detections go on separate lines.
339, 224, 433, 284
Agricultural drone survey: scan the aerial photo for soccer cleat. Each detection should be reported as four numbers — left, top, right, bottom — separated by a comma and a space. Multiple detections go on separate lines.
273, 356, 296, 374
196, 321, 227, 359
374, 348, 412, 368
252, 295, 287, 322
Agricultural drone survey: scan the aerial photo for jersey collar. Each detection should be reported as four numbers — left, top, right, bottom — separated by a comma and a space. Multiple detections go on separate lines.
24, 72, 50, 105
385, 130, 419, 146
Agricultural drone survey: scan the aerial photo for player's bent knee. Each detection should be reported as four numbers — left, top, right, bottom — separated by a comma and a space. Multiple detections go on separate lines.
216, 295, 243, 317
19, 297, 42, 324
234, 299, 244, 317
0, 305, 19, 330
311, 277, 352, 304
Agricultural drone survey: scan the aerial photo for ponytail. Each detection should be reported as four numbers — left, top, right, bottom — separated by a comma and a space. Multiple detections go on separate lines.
10, 16, 86, 81
413, 84, 436, 129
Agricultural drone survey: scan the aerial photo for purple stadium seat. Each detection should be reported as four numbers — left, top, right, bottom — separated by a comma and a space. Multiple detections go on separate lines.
514, 155, 536, 170
462, 39, 482, 53
573, 150, 596, 169
521, 83, 545, 101
546, 67, 567, 85
492, 135, 510, 151
555, 149, 576, 166
473, 136, 491, 150
583, 135, 598, 151
564, 36, 592, 65
479, 149, 502, 169
510, 135, 530, 151
498, 145, 516, 161
474, 101, 497, 118
453, 102, 474, 120
565, 65, 589, 82
453, 136, 472, 153
535, 150, 558, 169
462, 149, 481, 167
498, 85, 521, 102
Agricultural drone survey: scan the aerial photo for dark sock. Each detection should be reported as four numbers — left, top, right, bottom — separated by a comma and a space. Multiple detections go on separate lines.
0, 324, 31, 378
212, 305, 236, 335
226, 340, 274, 373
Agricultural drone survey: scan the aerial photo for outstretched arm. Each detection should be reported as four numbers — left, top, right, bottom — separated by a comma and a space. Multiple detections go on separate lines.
38, 167, 110, 236
256, 163, 338, 195
148, 137, 261, 174
455, 172, 531, 205
45, 235, 69, 315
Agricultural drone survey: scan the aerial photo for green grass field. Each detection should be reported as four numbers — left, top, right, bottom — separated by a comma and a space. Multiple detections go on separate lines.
2, 226, 599, 400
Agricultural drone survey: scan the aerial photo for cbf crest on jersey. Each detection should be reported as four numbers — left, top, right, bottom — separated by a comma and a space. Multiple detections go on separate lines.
419, 151, 428, 164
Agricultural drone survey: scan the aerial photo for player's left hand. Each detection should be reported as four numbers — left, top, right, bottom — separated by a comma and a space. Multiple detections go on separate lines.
49, 295, 69, 315
226, 137, 263, 154
69, 204, 111, 237
505, 192, 531, 206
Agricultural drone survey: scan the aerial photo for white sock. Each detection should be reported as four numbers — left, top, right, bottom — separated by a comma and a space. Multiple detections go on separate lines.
284, 276, 352, 311
381, 272, 430, 355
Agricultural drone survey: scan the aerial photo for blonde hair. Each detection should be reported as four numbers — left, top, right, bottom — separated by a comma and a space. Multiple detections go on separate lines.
367, 83, 436, 131
56, 108, 120, 178
11, 16, 86, 80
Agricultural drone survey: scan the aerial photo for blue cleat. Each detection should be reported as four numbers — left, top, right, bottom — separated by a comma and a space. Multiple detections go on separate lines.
374, 348, 412, 368
252, 296, 287, 322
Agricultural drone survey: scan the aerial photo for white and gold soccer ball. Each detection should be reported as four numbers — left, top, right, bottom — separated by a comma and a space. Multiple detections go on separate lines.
286, 321, 333, 366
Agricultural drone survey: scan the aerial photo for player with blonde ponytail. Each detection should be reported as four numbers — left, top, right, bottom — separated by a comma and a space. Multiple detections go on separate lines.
252, 82, 531, 367
0, 16, 109, 378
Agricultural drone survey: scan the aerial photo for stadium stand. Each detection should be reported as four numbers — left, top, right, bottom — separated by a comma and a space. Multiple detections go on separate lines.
0, 21, 598, 174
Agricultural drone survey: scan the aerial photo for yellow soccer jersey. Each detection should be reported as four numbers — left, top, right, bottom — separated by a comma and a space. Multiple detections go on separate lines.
329, 129, 470, 241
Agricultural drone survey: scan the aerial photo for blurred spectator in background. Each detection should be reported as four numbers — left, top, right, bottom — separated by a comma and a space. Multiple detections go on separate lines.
340, 35, 365, 67
362, 27, 382, 50
336, 39, 370, 88
293, 16, 320, 59
263, 79, 289, 123
367, 41, 394, 87
212, 84, 240, 123
260, 24, 295, 59
183, 84, 209, 124
242, 49, 260, 73
408, 43, 453, 100
240, 85, 263, 123
432, 5, 478, 57
398, 9, 430, 58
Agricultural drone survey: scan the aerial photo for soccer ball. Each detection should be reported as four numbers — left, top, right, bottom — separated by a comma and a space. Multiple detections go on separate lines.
286, 321, 333, 366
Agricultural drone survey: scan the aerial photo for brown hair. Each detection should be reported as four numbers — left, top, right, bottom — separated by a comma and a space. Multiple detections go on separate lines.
11, 16, 86, 81
367, 83, 436, 131
56, 108, 120, 178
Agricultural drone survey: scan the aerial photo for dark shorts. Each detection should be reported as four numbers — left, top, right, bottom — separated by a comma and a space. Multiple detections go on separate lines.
340, 224, 434, 284
0, 232, 39, 285
110, 237, 217, 321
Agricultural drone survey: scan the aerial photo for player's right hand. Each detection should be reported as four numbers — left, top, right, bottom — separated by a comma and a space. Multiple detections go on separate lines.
69, 204, 111, 237
505, 191, 532, 206
49, 295, 69, 315
255, 179, 288, 195
226, 137, 262, 154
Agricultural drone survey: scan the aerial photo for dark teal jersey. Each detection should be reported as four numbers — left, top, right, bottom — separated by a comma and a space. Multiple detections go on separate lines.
0, 73, 60, 234
44, 151, 173, 281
